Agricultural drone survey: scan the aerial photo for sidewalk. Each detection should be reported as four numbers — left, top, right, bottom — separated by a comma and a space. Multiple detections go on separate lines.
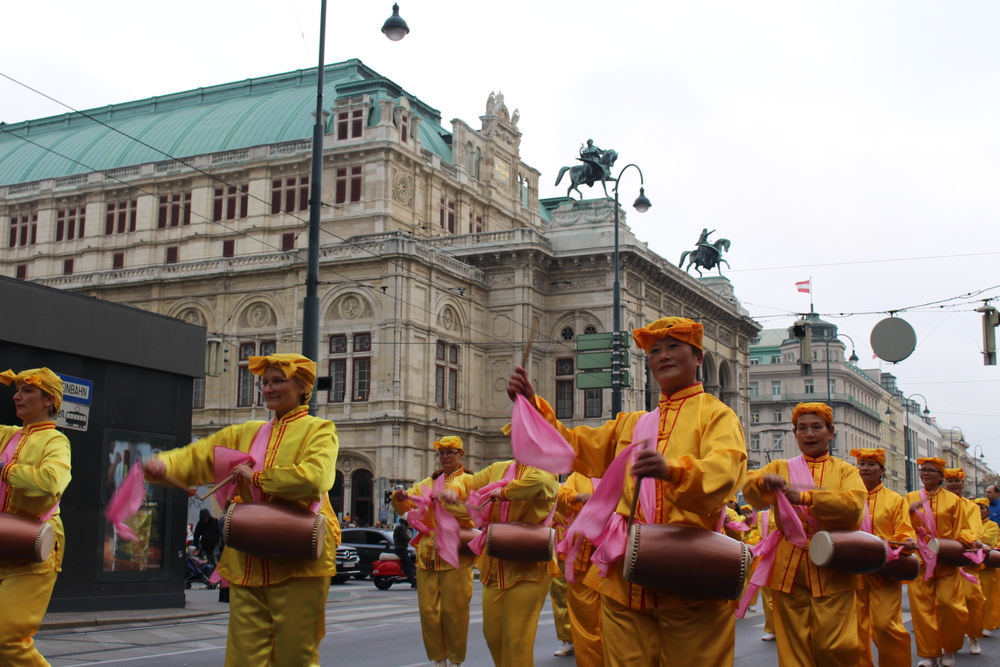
41, 584, 357, 631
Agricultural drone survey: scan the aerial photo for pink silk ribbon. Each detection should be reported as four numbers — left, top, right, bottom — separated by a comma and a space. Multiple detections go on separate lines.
104, 463, 146, 541
914, 489, 939, 580
406, 473, 462, 569
510, 394, 575, 474
556, 409, 660, 583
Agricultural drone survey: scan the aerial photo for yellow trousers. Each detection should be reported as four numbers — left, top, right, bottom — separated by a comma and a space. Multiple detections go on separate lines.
227, 576, 330, 667
908, 569, 968, 657
0, 570, 58, 667
964, 571, 986, 640
416, 566, 474, 663
567, 581, 603, 667
550, 562, 571, 643
982, 568, 1000, 631
772, 562, 859, 667
482, 576, 551, 667
856, 576, 910, 667
762, 586, 774, 634
601, 594, 734, 667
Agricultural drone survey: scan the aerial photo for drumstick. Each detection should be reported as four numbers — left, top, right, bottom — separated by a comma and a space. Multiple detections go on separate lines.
520, 325, 536, 368
469, 497, 494, 511
158, 474, 196, 496
887, 541, 918, 552
198, 471, 236, 501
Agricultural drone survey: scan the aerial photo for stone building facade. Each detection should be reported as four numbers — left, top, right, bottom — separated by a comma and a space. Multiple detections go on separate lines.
0, 60, 759, 523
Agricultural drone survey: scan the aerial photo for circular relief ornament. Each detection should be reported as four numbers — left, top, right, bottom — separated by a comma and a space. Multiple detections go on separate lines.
341, 458, 355, 472
249, 304, 270, 328
395, 176, 408, 201
342, 296, 361, 319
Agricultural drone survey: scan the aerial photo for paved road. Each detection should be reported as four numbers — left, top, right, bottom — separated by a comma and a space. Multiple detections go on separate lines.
33, 580, 1000, 666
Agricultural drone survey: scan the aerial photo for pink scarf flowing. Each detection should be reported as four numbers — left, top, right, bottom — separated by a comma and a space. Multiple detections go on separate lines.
510, 394, 575, 474
406, 472, 463, 569
914, 489, 940, 580
104, 463, 146, 541
736, 458, 816, 617
556, 409, 659, 583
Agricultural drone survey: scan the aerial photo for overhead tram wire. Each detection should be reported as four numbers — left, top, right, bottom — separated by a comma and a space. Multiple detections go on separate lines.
727, 251, 1000, 273
1, 72, 762, 361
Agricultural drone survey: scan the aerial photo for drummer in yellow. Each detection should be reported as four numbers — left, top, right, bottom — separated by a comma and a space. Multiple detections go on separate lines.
438, 460, 558, 667
0, 368, 72, 667
973, 498, 1000, 638
943, 468, 987, 657
907, 458, 983, 667
145, 354, 339, 667
743, 402, 866, 667
508, 317, 747, 666
556, 472, 603, 667
851, 447, 915, 667
391, 436, 475, 667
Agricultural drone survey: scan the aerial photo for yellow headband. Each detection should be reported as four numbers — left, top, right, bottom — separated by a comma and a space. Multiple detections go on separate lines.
792, 402, 833, 427
632, 317, 703, 352
248, 353, 317, 403
974, 498, 989, 507
851, 448, 885, 468
944, 468, 966, 480
0, 367, 63, 412
434, 436, 464, 450
740, 504, 752, 512
918, 457, 946, 474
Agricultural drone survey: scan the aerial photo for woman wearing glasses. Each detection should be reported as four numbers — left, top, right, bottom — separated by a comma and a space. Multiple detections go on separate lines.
392, 436, 475, 667
145, 353, 339, 667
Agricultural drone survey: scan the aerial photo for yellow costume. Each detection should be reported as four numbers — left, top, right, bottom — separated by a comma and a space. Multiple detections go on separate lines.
556, 473, 603, 667
961, 496, 986, 642
549, 492, 572, 648
906, 480, 976, 659
743, 454, 866, 667
0, 368, 72, 667
392, 462, 475, 665
975, 498, 1000, 632
0, 421, 72, 667
854, 478, 913, 667
533, 381, 746, 667
158, 355, 339, 667
449, 461, 558, 667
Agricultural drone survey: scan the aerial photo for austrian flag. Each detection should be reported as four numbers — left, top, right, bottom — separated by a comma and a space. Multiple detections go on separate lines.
795, 280, 811, 294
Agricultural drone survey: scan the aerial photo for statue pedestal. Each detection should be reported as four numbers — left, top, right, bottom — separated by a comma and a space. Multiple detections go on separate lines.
698, 276, 749, 316
545, 198, 635, 252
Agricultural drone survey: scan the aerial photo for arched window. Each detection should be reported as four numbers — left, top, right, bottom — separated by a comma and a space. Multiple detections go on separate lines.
475, 147, 482, 179
466, 142, 475, 175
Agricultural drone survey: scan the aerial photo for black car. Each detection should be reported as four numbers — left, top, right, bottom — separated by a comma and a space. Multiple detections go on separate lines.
333, 545, 361, 584
340, 528, 415, 579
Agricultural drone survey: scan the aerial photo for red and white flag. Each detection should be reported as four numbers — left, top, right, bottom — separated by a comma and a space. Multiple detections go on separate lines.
795, 280, 811, 294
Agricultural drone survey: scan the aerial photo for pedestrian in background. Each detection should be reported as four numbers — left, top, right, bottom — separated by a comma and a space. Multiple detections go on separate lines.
193, 508, 221, 566
394, 516, 417, 589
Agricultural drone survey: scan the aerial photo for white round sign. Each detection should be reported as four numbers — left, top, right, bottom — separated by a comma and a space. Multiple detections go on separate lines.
870, 317, 917, 363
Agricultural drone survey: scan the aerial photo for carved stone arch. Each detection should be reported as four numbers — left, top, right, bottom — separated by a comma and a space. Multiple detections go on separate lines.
167, 298, 212, 329
718, 359, 737, 409
337, 450, 375, 475
325, 289, 377, 323
701, 352, 719, 397
230, 292, 286, 331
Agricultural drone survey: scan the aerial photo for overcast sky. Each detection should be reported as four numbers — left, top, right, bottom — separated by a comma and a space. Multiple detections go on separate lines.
2, 1, 997, 465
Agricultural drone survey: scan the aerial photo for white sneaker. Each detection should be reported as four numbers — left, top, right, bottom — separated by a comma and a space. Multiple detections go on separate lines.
984, 629, 994, 637
970, 638, 982, 655
916, 659, 938, 667
941, 651, 956, 666
747, 604, 757, 612
761, 633, 776, 641
554, 642, 574, 656
433, 661, 447, 667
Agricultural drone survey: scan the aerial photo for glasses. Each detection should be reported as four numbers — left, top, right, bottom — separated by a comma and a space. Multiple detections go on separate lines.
255, 378, 290, 392
918, 468, 942, 474
437, 449, 461, 457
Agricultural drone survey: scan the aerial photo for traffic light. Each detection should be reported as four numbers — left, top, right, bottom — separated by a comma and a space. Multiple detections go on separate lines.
792, 319, 812, 376
383, 490, 392, 505
977, 304, 998, 366
205, 338, 228, 377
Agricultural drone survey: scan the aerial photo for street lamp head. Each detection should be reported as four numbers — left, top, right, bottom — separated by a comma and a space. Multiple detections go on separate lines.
885, 407, 893, 416
922, 405, 931, 415
848, 350, 859, 364
632, 187, 651, 213
382, 3, 410, 41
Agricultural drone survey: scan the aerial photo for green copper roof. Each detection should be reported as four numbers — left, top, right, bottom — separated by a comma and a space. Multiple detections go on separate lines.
0, 59, 448, 187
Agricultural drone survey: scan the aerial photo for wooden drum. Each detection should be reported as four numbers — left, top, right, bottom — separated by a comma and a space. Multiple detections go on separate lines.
876, 552, 920, 581
623, 523, 752, 601
459, 527, 482, 557
986, 550, 1000, 568
0, 513, 54, 563
223, 501, 326, 561
485, 522, 554, 562
809, 530, 887, 574
928, 538, 975, 567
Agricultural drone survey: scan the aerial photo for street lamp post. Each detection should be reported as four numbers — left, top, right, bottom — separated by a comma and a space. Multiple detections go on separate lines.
610, 165, 651, 416
974, 444, 985, 497
818, 333, 857, 454
946, 426, 964, 467
903, 393, 931, 492
302, 3, 408, 415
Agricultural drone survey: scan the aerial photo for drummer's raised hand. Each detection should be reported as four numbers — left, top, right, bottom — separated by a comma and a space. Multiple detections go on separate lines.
507, 366, 536, 402
632, 449, 670, 481
903, 538, 918, 551
909, 501, 923, 514
392, 488, 408, 502
575, 493, 592, 505
761, 474, 787, 493
781, 487, 803, 505
434, 489, 460, 505
972, 540, 987, 551
144, 458, 167, 478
